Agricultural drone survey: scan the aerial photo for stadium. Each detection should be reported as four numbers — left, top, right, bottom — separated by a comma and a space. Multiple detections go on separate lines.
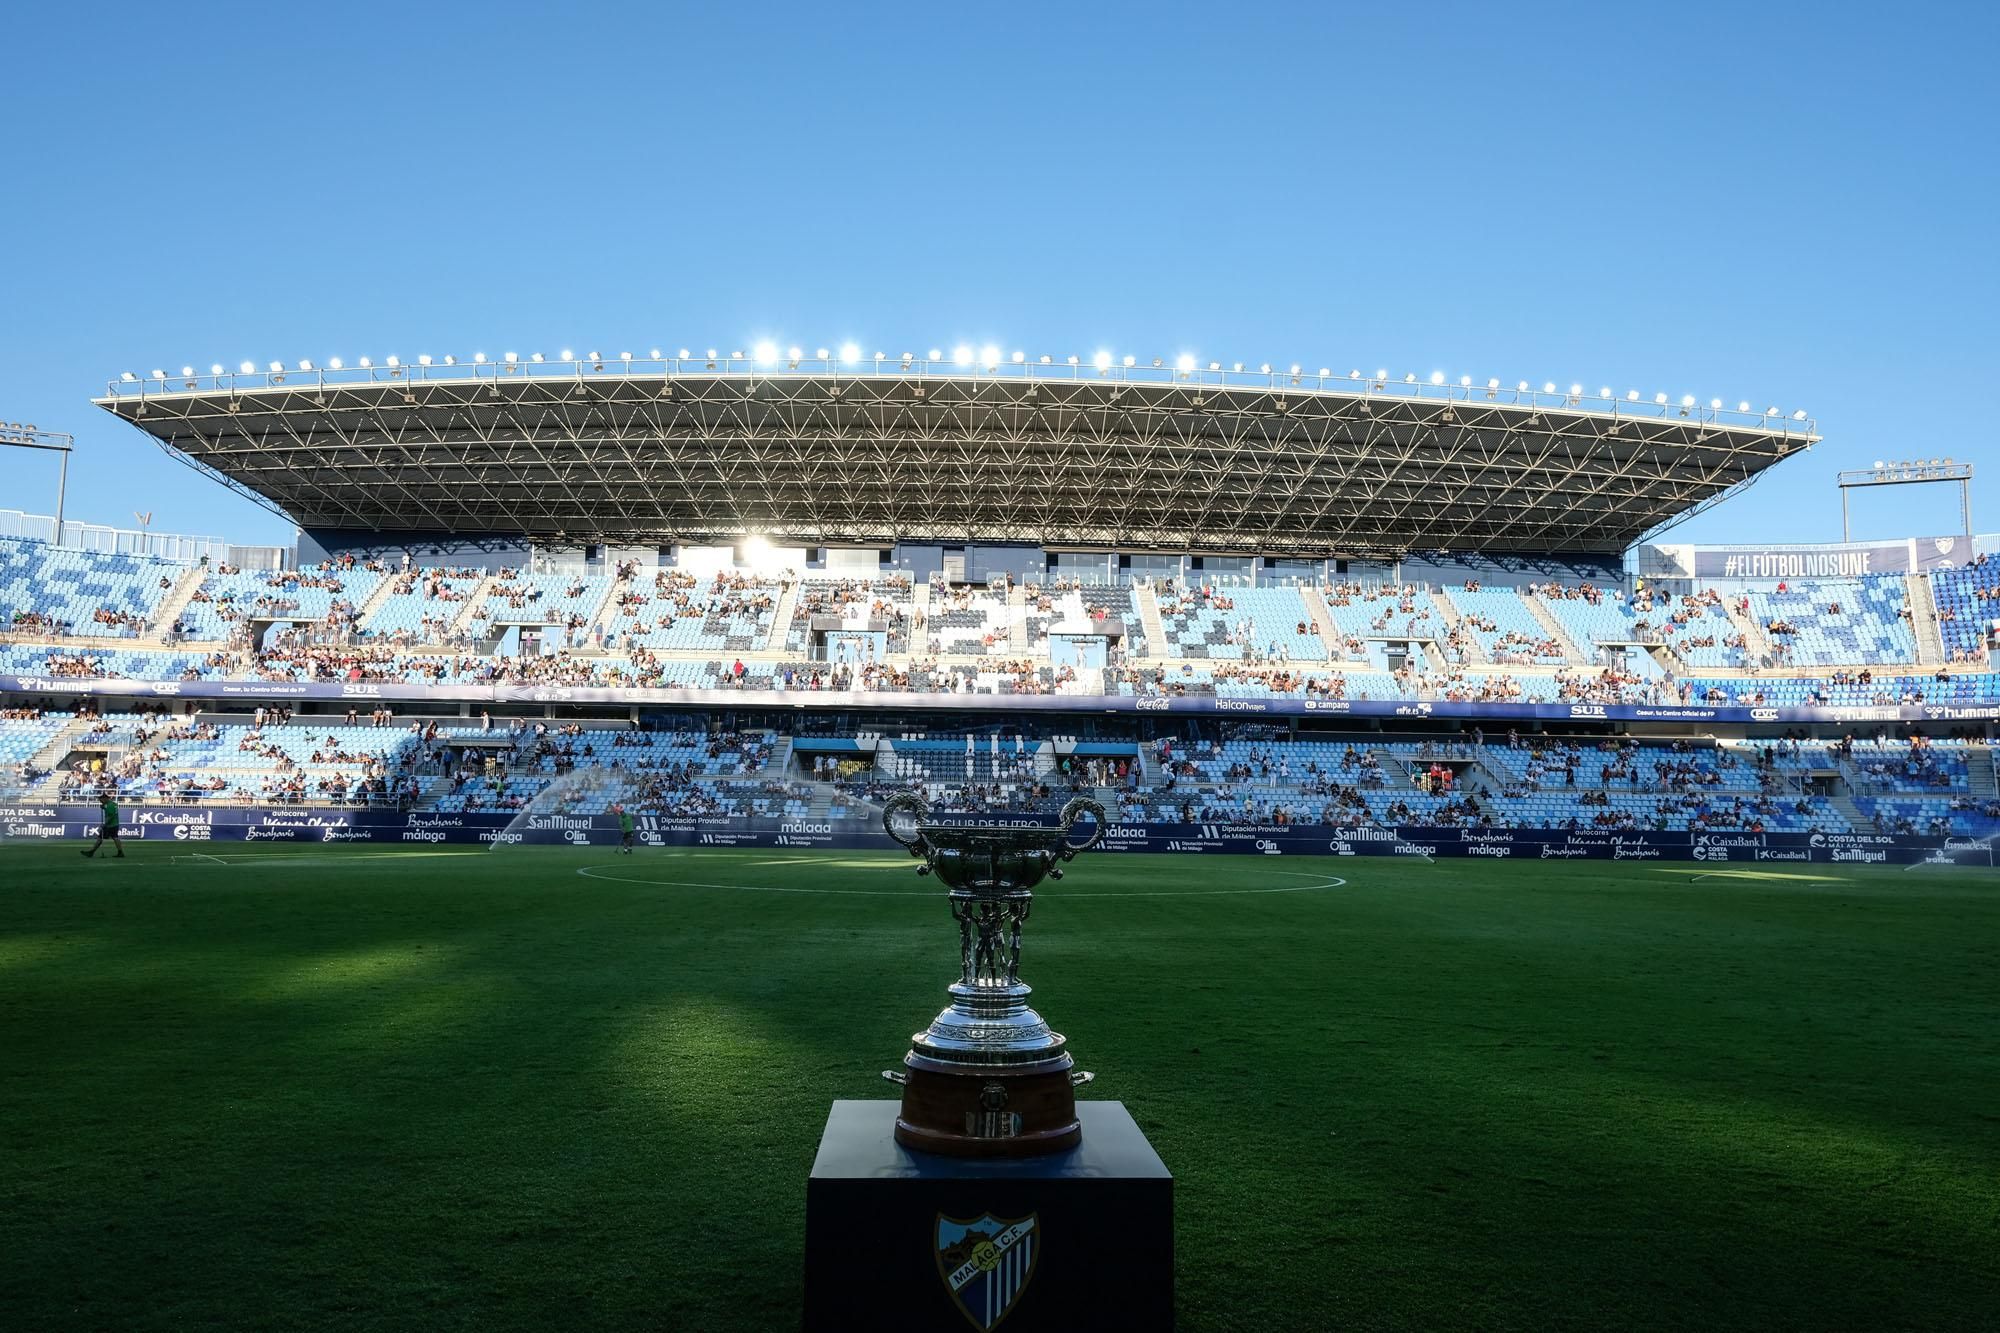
1, 341, 1996, 1328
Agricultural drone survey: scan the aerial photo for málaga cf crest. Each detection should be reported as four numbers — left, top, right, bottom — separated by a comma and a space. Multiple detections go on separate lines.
935, 1212, 1038, 1330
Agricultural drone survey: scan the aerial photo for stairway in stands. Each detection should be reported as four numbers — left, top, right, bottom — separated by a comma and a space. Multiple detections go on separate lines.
1906, 572, 1945, 665
147, 566, 211, 643
1426, 586, 1487, 664
448, 575, 498, 638
1521, 591, 1589, 664
1299, 587, 1346, 658
1718, 596, 1775, 665
1008, 584, 1029, 652
1969, 751, 1998, 802
1133, 585, 1169, 657
1825, 790, 1870, 833
351, 574, 402, 632
764, 579, 801, 651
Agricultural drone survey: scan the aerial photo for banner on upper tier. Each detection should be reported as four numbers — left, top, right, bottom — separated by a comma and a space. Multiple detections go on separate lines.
3, 805, 1987, 865
1664, 536, 1972, 580
3, 673, 1997, 726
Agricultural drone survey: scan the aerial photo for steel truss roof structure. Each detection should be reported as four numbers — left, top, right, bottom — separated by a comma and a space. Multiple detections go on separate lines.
95, 362, 1817, 558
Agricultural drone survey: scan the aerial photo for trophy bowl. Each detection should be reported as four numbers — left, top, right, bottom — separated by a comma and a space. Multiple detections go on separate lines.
880, 793, 1105, 1157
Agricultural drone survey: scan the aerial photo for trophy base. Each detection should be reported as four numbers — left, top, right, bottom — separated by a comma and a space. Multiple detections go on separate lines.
891, 1059, 1083, 1158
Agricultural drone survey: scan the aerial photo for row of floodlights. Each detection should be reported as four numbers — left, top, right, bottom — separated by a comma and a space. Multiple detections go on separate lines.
1872, 458, 1957, 470
117, 350, 1809, 422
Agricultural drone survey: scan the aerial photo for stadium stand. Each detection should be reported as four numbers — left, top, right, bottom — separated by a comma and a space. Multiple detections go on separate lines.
0, 536, 179, 638
1154, 585, 1328, 661
1930, 557, 2000, 663
1748, 575, 1917, 666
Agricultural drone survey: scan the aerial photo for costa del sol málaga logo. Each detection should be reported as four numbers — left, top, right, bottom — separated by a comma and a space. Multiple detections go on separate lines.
935, 1212, 1038, 1330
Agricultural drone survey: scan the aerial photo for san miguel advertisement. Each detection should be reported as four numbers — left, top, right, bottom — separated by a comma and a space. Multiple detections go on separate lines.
5, 805, 1989, 866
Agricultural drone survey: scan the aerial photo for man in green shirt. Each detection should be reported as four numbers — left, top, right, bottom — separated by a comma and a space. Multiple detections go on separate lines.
81, 794, 125, 859
617, 806, 635, 855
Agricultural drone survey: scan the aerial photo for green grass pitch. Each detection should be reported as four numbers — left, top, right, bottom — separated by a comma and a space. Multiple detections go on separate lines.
2, 843, 1996, 1331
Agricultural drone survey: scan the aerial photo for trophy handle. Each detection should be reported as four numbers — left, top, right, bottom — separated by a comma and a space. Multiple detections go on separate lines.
882, 793, 932, 857
1056, 796, 1107, 858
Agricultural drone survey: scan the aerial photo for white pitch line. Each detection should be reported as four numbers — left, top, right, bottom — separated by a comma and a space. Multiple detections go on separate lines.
574, 864, 1347, 897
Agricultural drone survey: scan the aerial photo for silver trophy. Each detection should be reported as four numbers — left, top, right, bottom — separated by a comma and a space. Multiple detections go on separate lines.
879, 793, 1106, 1156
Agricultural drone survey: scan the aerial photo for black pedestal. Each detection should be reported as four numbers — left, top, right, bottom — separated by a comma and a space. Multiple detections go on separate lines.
805, 1100, 1173, 1331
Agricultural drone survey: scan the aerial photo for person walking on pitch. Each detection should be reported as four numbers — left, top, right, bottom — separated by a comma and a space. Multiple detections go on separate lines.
617, 805, 636, 854
81, 794, 125, 859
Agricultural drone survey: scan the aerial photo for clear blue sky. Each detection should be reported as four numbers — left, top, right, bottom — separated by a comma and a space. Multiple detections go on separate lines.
3, 2, 1993, 551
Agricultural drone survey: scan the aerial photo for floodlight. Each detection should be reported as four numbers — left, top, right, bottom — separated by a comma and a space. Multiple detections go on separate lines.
1234, 363, 1245, 373
358, 358, 372, 368
814, 347, 828, 359
1487, 378, 1499, 389
787, 346, 802, 361
1874, 460, 1885, 469
1460, 375, 1472, 386
530, 353, 544, 363
840, 342, 862, 362
1318, 368, 1330, 378
210, 364, 224, 375
329, 358, 343, 370
1765, 406, 1778, 416
417, 354, 432, 366
386, 357, 400, 367
298, 360, 313, 372
121, 371, 137, 381
1123, 355, 1136, 367
1176, 354, 1196, 372
706, 349, 717, 359
1543, 382, 1556, 394
755, 341, 779, 364
1793, 409, 1807, 420
1738, 401, 1750, 412
619, 351, 632, 362
929, 348, 944, 361
151, 369, 165, 380
1013, 351, 1026, 364
1627, 390, 1640, 401
1260, 363, 1272, 374
269, 361, 284, 373
979, 344, 1001, 367
1599, 386, 1611, 398
1680, 394, 1695, 407
1041, 355, 1053, 365
677, 348, 691, 359
1377, 369, 1389, 380
180, 365, 194, 377
1654, 392, 1668, 404
560, 349, 574, 360
474, 353, 487, 364
503, 353, 517, 364
1431, 371, 1446, 385
1402, 373, 1414, 383
1094, 351, 1113, 370
1710, 398, 1721, 409
446, 356, 459, 366
1068, 355, 1079, 366
1569, 384, 1581, 396
651, 349, 663, 360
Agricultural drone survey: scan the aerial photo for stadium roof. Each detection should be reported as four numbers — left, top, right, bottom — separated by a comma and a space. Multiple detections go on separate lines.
95, 354, 1818, 558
